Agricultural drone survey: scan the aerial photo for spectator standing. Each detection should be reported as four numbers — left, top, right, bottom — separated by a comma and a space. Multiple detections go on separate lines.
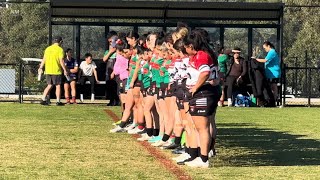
63, 48, 78, 104
253, 41, 281, 103
103, 31, 119, 106
78, 53, 99, 102
217, 47, 229, 106
225, 47, 247, 107
38, 36, 68, 106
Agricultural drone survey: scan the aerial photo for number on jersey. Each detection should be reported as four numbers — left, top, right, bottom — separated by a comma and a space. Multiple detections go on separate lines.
210, 66, 219, 80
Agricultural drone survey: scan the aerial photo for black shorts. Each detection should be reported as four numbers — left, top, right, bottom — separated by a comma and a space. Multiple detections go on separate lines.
157, 83, 168, 100
46, 75, 62, 85
133, 79, 142, 88
175, 85, 188, 110
166, 83, 176, 98
268, 78, 280, 84
149, 81, 158, 96
119, 78, 127, 94
141, 86, 152, 97
62, 76, 77, 84
188, 85, 220, 117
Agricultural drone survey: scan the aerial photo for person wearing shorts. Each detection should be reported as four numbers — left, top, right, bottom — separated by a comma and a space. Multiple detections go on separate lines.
38, 36, 68, 106
183, 29, 220, 168
63, 48, 78, 104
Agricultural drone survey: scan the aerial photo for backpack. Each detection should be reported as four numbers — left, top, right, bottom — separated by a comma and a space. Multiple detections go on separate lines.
234, 94, 250, 107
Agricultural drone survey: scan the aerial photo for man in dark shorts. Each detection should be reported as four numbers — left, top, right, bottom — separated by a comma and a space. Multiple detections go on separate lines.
38, 36, 68, 106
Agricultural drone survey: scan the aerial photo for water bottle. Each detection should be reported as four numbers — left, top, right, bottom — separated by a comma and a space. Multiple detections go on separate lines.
65, 75, 71, 82
37, 72, 42, 81
37, 69, 42, 81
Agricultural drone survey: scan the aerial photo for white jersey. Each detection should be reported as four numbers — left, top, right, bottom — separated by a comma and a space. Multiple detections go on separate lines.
168, 59, 178, 83
172, 57, 189, 84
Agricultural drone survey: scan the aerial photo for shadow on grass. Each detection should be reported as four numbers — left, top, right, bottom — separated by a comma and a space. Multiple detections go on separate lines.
216, 123, 320, 166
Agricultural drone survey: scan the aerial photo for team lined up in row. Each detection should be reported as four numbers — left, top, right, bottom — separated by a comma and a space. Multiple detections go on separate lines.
109, 25, 220, 168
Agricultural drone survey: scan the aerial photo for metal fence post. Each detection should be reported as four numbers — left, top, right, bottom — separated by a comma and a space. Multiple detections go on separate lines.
308, 68, 312, 107
18, 61, 22, 103
282, 63, 287, 107
294, 57, 298, 96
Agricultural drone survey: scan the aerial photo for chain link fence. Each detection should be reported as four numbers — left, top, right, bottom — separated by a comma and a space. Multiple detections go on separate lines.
22, 62, 47, 102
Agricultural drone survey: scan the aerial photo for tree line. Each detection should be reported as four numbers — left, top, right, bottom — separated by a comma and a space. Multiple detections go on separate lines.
0, 0, 319, 67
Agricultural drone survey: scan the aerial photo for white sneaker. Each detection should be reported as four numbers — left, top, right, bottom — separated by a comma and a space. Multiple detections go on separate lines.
173, 153, 191, 162
127, 127, 145, 134
209, 150, 215, 158
227, 98, 232, 107
110, 126, 126, 133
172, 153, 191, 161
80, 94, 84, 103
91, 94, 95, 102
151, 140, 172, 147
185, 157, 209, 168
124, 123, 137, 131
137, 133, 153, 141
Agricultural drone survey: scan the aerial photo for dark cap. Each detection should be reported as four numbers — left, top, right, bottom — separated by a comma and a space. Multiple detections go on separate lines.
53, 36, 63, 43
111, 36, 118, 48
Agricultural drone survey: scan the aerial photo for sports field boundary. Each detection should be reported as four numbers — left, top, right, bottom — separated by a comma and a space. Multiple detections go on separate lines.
104, 109, 192, 180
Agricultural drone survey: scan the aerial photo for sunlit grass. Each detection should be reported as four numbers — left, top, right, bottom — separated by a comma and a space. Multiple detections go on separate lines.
0, 103, 320, 179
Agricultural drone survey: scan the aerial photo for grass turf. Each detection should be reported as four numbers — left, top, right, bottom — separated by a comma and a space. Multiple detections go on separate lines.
0, 103, 175, 179
0, 103, 320, 179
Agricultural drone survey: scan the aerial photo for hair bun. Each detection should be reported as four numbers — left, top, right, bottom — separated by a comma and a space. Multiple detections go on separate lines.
116, 39, 123, 45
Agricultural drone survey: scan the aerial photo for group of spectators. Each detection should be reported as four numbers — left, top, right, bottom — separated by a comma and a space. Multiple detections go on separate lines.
38, 38, 99, 105
217, 42, 281, 107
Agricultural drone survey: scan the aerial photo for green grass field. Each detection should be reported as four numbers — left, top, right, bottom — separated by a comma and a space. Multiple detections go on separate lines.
0, 103, 319, 179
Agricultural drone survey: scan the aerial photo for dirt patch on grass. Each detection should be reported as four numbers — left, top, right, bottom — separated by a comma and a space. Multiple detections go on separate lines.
104, 109, 192, 180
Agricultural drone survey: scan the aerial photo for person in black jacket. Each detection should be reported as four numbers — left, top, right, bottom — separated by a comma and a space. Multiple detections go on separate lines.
225, 47, 247, 107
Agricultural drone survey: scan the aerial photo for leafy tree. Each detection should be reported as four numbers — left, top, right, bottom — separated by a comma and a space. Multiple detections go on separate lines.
0, 3, 49, 63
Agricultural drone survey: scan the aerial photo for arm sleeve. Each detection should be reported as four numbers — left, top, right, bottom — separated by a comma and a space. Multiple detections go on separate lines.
195, 51, 211, 72
113, 60, 119, 75
79, 62, 84, 69
74, 60, 79, 67
58, 49, 64, 60
265, 50, 276, 63
92, 61, 97, 69
240, 60, 247, 77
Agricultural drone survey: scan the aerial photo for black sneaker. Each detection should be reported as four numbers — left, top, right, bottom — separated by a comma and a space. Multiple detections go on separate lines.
162, 143, 180, 150
107, 101, 115, 106
56, 102, 64, 106
172, 146, 185, 154
40, 100, 49, 105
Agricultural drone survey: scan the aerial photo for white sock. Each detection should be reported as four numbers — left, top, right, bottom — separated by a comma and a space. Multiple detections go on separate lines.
57, 98, 60, 103
80, 94, 84, 101
42, 96, 46, 101
91, 94, 95, 100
